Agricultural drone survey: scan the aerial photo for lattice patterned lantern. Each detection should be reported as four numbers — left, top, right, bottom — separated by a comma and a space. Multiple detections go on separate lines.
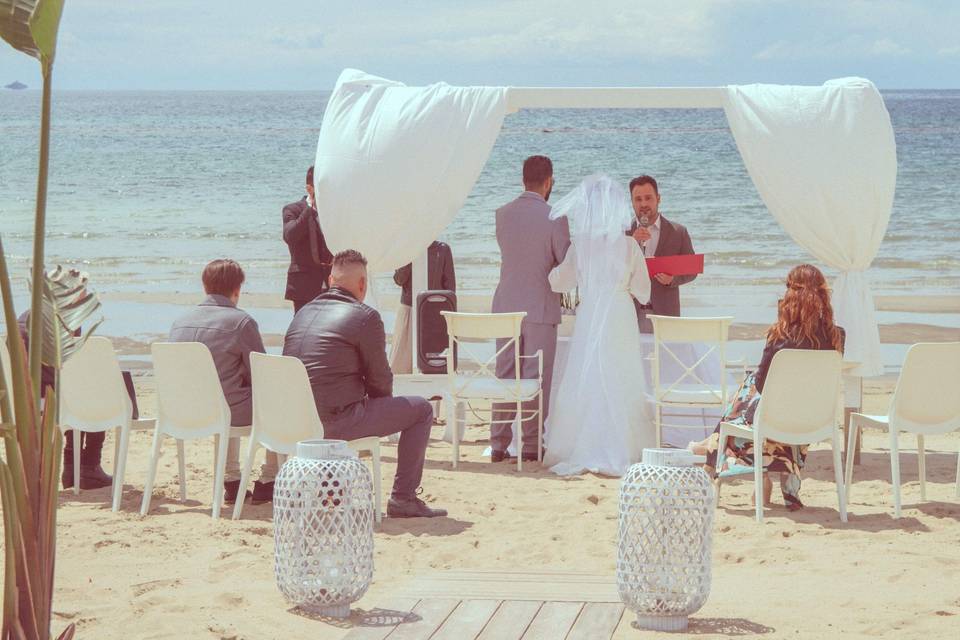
274, 439, 375, 618
617, 448, 715, 633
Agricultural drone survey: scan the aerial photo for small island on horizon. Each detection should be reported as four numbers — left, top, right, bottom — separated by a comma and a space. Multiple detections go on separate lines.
4, 81, 28, 90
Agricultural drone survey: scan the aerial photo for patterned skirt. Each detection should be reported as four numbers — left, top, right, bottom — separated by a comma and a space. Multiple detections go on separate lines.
704, 372, 807, 508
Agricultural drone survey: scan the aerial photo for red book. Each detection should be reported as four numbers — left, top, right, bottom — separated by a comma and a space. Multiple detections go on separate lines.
645, 253, 704, 277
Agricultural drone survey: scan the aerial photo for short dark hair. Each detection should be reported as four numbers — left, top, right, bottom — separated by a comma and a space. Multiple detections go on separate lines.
522, 155, 553, 188
332, 249, 367, 270
306, 165, 314, 186
629, 175, 659, 195
202, 259, 245, 296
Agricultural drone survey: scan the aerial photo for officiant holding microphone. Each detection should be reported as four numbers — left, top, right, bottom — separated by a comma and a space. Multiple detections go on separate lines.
628, 175, 697, 333
283, 165, 334, 313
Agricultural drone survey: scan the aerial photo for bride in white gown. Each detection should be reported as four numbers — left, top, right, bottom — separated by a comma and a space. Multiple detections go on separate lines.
543, 175, 655, 476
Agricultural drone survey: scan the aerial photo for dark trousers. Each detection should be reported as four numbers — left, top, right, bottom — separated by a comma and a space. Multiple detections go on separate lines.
64, 431, 105, 467
323, 396, 432, 500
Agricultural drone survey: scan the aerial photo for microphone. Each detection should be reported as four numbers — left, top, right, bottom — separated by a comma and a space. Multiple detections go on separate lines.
638, 215, 650, 254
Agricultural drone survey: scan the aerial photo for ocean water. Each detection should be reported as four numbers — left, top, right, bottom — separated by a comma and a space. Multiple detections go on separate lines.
1, 89, 958, 315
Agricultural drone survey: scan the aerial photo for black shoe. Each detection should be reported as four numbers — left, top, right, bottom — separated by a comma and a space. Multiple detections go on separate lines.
251, 480, 275, 505
491, 450, 515, 463
223, 480, 252, 505
387, 496, 448, 518
79, 464, 113, 490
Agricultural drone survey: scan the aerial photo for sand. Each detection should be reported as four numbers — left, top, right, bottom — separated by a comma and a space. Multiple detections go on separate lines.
12, 295, 958, 638
37, 367, 959, 639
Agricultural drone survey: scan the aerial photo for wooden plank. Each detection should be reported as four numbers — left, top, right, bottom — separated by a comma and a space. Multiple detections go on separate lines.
402, 570, 618, 603
566, 603, 625, 640
521, 602, 583, 640
386, 598, 459, 640
431, 600, 501, 640
476, 600, 542, 640
343, 598, 421, 640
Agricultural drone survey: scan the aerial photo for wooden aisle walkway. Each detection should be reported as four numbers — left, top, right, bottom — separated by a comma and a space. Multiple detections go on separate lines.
342, 571, 637, 640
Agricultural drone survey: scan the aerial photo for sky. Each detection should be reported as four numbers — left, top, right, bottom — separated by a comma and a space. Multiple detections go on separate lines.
2, 0, 959, 90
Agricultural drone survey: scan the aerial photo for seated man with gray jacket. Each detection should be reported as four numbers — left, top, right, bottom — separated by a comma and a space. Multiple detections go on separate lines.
283, 249, 447, 519
169, 259, 279, 505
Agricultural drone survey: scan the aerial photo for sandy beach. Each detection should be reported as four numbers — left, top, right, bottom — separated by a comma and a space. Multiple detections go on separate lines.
36, 311, 958, 639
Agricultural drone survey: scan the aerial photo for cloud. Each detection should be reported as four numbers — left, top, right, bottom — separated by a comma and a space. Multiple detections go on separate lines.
754, 35, 912, 61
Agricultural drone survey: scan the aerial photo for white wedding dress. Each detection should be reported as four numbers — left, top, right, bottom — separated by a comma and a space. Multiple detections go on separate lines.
543, 176, 656, 477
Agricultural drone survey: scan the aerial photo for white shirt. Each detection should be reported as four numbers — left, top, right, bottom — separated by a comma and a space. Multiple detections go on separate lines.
639, 215, 661, 257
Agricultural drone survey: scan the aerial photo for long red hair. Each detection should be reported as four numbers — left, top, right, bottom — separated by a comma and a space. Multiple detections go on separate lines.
767, 264, 843, 351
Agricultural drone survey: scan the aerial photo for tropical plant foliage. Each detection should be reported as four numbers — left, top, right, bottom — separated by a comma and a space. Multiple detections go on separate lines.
0, 0, 75, 638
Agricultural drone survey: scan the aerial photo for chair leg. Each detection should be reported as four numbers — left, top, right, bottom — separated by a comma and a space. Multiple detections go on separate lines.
450, 399, 459, 470
917, 434, 927, 502
176, 439, 187, 502
72, 429, 81, 496
844, 415, 858, 503
889, 428, 902, 518
655, 404, 662, 449
833, 429, 848, 523
955, 443, 960, 499
714, 477, 723, 509
371, 442, 382, 525
753, 432, 764, 523
112, 425, 131, 512
140, 428, 164, 516
537, 391, 543, 462
212, 430, 229, 520
516, 400, 523, 472
114, 426, 121, 471
232, 438, 258, 520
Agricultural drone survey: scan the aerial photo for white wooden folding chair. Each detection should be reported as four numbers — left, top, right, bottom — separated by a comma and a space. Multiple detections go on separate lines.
141, 342, 250, 519
0, 337, 12, 420
648, 315, 733, 448
440, 311, 542, 471
232, 352, 382, 522
716, 349, 846, 523
845, 342, 960, 518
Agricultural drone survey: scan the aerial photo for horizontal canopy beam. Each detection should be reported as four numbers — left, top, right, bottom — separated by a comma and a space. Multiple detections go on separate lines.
505, 87, 726, 111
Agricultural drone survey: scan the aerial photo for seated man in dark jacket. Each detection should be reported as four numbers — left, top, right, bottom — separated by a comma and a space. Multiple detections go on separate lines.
283, 249, 447, 519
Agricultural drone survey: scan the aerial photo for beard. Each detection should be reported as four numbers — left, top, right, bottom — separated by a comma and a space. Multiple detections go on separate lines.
544, 184, 553, 202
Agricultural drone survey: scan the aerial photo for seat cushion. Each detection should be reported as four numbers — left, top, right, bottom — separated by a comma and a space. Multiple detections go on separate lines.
658, 384, 725, 405
451, 376, 541, 401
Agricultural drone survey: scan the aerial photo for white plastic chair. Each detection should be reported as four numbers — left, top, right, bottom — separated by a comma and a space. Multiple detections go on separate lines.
845, 342, 960, 518
716, 349, 846, 523
440, 311, 542, 471
141, 342, 251, 519
60, 337, 150, 511
0, 336, 12, 418
648, 315, 733, 448
232, 353, 382, 522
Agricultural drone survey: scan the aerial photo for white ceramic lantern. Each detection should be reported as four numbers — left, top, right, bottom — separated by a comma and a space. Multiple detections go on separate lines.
617, 448, 715, 633
273, 439, 375, 618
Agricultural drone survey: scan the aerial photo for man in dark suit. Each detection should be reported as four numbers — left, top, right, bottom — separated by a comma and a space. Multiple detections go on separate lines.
627, 175, 697, 333
283, 165, 333, 313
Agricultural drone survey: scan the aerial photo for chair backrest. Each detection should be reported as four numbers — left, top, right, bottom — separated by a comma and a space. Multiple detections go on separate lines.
649, 315, 733, 403
440, 311, 526, 380
754, 349, 842, 445
0, 336, 12, 400
250, 352, 324, 454
151, 342, 230, 436
60, 336, 131, 431
889, 342, 960, 434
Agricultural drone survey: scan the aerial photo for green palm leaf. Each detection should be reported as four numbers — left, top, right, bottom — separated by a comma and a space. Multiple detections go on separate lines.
0, 0, 65, 65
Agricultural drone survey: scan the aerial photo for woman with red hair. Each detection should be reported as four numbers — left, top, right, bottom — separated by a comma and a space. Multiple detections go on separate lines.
693, 264, 845, 510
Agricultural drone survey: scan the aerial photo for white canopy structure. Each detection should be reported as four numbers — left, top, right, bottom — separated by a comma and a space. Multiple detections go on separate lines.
314, 69, 897, 377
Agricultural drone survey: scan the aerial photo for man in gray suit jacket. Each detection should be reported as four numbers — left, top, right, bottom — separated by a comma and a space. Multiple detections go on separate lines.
491, 156, 571, 462
628, 175, 697, 333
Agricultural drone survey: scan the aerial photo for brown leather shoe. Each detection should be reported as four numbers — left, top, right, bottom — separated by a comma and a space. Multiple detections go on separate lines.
387, 497, 448, 518
251, 480, 274, 505
223, 480, 252, 505
490, 450, 514, 463
79, 464, 113, 490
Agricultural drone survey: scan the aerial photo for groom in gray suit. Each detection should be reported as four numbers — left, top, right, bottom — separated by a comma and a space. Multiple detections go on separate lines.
490, 156, 571, 462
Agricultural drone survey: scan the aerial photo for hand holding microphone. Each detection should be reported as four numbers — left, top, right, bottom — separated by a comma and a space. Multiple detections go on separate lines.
632, 214, 652, 251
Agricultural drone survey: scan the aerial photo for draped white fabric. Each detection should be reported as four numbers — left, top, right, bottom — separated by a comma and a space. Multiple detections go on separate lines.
313, 69, 507, 273
723, 78, 897, 376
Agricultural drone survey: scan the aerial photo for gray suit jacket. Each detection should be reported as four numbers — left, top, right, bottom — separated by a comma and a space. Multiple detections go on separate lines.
492, 192, 571, 326
628, 215, 696, 332
169, 294, 265, 426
